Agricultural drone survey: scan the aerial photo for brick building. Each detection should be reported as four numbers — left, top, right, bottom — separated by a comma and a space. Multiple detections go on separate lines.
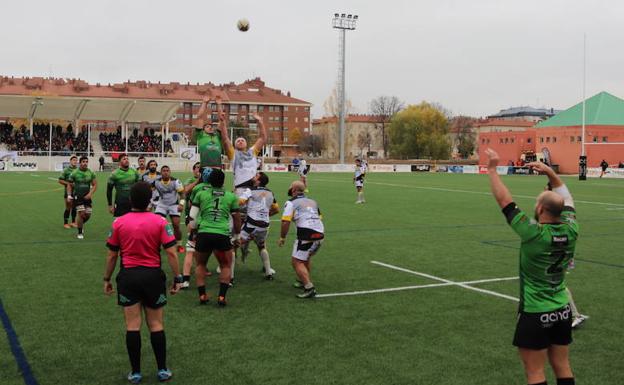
312, 115, 384, 159
0, 76, 311, 157
478, 92, 624, 173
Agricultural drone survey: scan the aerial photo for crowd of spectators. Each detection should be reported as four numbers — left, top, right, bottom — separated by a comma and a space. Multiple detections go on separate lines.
0, 122, 93, 155
99, 127, 173, 156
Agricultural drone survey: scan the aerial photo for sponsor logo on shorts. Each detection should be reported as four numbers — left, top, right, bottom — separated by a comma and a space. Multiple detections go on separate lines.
539, 305, 571, 325
119, 294, 131, 304
156, 294, 167, 305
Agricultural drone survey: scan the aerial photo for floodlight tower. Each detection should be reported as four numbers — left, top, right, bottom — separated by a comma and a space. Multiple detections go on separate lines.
332, 13, 358, 164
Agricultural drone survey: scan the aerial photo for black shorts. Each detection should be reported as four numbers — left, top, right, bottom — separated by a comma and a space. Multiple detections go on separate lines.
74, 197, 92, 210
195, 233, 232, 253
114, 201, 132, 217
513, 304, 573, 350
116, 267, 167, 309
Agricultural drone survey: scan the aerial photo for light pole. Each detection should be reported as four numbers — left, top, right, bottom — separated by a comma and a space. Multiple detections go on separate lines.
332, 13, 358, 164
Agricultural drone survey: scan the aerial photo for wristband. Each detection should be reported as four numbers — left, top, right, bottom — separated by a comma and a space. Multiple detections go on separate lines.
179, 199, 186, 206
174, 275, 184, 284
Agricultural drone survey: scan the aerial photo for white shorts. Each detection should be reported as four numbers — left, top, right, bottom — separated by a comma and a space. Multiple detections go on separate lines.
291, 239, 323, 261
355, 180, 364, 188
240, 223, 269, 246
155, 203, 180, 217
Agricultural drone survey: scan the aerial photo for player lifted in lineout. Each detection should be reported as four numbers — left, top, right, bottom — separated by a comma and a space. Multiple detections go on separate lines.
279, 181, 324, 298
354, 158, 366, 204
58, 155, 78, 228
152, 165, 186, 253
297, 155, 309, 192
67, 156, 97, 239
193, 95, 233, 178
238, 172, 280, 280
107, 154, 140, 217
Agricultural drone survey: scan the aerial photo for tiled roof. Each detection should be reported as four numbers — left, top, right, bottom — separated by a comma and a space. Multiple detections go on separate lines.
0, 76, 310, 106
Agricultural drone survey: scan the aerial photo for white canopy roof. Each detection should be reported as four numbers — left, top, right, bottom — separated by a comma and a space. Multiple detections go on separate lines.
0, 95, 180, 123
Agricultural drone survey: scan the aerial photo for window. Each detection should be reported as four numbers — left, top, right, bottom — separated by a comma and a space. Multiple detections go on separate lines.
295, 117, 299, 123
268, 106, 274, 112
570, 136, 574, 142
258, 106, 264, 112
304, 107, 310, 112
240, 105, 247, 111
284, 106, 288, 112
577, 136, 581, 142
500, 138, 504, 144
192, 103, 202, 108
211, 113, 218, 121
304, 117, 309, 122
249, 105, 257, 112
510, 138, 515, 144
487, 139, 490, 144
593, 136, 597, 142
504, 138, 508, 143
482, 139, 486, 144
283, 117, 288, 122
210, 103, 217, 110
229, 104, 238, 113
602, 136, 608, 142
540, 137, 544, 143
546, 137, 550, 143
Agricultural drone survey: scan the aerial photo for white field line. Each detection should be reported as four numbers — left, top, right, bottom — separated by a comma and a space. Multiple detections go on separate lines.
371, 261, 519, 302
316, 276, 519, 298
30, 174, 40, 177
606, 207, 624, 211
312, 178, 624, 207
47, 177, 58, 181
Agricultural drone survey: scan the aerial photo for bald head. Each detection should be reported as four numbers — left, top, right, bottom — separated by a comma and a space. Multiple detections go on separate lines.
290, 181, 306, 194
536, 191, 564, 219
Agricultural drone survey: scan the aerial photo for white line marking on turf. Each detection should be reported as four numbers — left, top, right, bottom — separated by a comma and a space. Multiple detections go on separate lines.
370, 261, 519, 302
316, 276, 519, 298
30, 174, 40, 177
312, 178, 624, 207
47, 177, 58, 181
606, 207, 624, 211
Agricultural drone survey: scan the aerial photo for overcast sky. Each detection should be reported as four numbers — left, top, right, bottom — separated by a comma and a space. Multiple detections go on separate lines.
2, 0, 623, 118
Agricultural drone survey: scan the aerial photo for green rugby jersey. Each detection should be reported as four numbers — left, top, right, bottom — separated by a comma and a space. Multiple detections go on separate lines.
192, 187, 239, 236
196, 129, 225, 168
108, 167, 139, 204
68, 168, 96, 198
504, 202, 579, 313
59, 165, 77, 194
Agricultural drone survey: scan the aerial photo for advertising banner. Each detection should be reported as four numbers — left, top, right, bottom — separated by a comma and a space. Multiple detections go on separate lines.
412, 164, 431, 172
179, 147, 198, 161
447, 165, 464, 174
436, 165, 448, 172
370, 164, 395, 172
479, 166, 488, 174
264, 163, 289, 172
462, 165, 479, 174
496, 166, 510, 175
394, 165, 412, 172
9, 161, 38, 171
587, 167, 624, 178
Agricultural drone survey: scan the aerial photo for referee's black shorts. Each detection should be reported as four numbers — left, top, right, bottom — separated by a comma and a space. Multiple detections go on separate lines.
195, 233, 232, 253
116, 267, 167, 309
513, 304, 573, 350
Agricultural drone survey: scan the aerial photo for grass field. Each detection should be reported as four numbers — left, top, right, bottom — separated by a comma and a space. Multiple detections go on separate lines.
0, 170, 623, 385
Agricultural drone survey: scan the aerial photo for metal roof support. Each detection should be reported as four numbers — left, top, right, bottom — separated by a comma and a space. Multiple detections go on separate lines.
161, 103, 180, 124
119, 101, 136, 122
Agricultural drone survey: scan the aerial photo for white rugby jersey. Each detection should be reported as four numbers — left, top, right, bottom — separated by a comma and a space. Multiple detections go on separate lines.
153, 178, 184, 206
142, 171, 161, 200
298, 159, 308, 176
241, 187, 276, 227
281, 194, 324, 238
233, 146, 259, 187
354, 165, 366, 180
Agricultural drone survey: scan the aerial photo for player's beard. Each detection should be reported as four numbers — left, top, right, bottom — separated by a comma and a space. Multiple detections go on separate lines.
149, 167, 157, 173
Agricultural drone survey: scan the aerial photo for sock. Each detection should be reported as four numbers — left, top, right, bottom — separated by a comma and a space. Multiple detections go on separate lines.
126, 331, 141, 374
230, 258, 235, 280
71, 207, 77, 222
304, 282, 314, 290
530, 382, 547, 385
183, 275, 190, 283
63, 209, 70, 224
260, 249, 272, 274
357, 192, 363, 201
557, 379, 575, 385
82, 216, 90, 224
197, 285, 206, 296
219, 282, 229, 298
150, 331, 167, 371
78, 227, 83, 235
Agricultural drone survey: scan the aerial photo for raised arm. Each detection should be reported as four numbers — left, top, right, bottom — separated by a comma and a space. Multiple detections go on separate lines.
217, 98, 234, 159
251, 112, 267, 153
192, 96, 211, 128
527, 161, 574, 207
485, 149, 513, 209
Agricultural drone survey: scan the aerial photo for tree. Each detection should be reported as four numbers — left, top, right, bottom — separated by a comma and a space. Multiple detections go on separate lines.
449, 116, 477, 159
323, 86, 354, 117
369, 96, 404, 157
388, 102, 451, 159
298, 135, 325, 156
356, 130, 373, 157
289, 127, 302, 147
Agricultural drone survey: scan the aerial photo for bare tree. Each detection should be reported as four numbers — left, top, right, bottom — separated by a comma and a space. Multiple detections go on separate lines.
449, 116, 477, 159
369, 96, 404, 157
323, 86, 354, 117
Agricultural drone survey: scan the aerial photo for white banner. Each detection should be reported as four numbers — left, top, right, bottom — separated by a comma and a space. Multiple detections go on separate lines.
263, 163, 289, 172
310, 164, 336, 172
179, 147, 198, 161
9, 161, 38, 171
0, 151, 18, 162
394, 164, 412, 172
370, 164, 395, 172
587, 167, 624, 178
462, 165, 479, 174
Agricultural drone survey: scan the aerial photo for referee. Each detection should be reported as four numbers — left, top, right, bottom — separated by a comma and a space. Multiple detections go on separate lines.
104, 181, 183, 383
486, 149, 577, 385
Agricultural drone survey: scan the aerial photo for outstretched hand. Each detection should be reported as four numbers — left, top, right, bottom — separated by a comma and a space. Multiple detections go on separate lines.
485, 148, 500, 169
526, 161, 553, 175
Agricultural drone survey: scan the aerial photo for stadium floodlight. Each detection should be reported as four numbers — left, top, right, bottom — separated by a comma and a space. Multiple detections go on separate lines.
332, 12, 359, 164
